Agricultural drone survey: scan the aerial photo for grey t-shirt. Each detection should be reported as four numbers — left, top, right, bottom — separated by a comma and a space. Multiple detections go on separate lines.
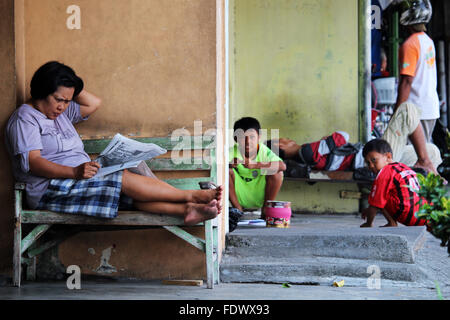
5, 102, 91, 208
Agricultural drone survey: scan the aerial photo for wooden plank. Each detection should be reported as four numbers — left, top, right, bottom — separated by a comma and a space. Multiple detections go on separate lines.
21, 224, 51, 254
163, 226, 206, 251
27, 227, 83, 258
147, 158, 210, 171
21, 211, 199, 226
27, 238, 65, 259
165, 177, 206, 190
285, 170, 357, 183
82, 136, 216, 154
162, 280, 203, 286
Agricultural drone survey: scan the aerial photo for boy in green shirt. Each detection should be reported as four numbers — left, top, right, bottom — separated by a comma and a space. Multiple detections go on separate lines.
229, 117, 286, 218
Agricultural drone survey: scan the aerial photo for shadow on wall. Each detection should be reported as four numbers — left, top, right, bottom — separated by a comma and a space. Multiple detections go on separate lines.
0, 119, 16, 275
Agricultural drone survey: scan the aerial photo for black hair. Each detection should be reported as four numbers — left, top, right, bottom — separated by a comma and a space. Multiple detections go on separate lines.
30, 61, 84, 100
362, 139, 393, 158
233, 117, 261, 133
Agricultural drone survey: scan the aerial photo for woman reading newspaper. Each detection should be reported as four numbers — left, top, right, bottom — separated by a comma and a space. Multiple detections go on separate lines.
5, 61, 222, 225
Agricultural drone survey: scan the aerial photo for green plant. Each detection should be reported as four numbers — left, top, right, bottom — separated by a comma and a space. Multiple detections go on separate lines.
435, 281, 444, 300
437, 130, 450, 181
413, 173, 450, 255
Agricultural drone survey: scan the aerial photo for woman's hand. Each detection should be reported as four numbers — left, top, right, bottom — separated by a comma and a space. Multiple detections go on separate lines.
73, 161, 101, 179
29, 150, 100, 180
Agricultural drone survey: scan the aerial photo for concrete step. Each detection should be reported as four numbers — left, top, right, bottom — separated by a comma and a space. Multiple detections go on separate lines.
220, 215, 432, 287
226, 216, 427, 263
220, 256, 434, 288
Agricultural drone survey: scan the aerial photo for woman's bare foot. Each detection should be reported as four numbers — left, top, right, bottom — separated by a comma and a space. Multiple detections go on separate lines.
184, 200, 218, 226
216, 201, 223, 214
191, 185, 223, 204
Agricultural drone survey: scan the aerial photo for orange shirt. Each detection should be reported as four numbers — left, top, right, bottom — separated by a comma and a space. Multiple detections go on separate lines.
399, 32, 439, 120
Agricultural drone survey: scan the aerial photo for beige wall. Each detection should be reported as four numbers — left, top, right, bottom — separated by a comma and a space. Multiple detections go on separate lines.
0, 0, 224, 280
22, 0, 217, 137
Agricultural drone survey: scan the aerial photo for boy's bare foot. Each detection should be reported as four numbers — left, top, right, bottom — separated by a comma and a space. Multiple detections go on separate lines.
360, 222, 373, 228
380, 222, 398, 227
191, 186, 223, 204
184, 200, 218, 226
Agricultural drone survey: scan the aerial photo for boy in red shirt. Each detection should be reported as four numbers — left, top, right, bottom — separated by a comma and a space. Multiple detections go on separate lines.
360, 139, 427, 228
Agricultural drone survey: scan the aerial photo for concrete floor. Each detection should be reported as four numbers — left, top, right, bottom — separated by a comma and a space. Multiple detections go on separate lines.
0, 279, 446, 300
0, 214, 449, 301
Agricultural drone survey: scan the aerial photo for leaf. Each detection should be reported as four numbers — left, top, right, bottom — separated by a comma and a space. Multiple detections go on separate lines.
416, 171, 450, 245
282, 283, 291, 288
430, 212, 438, 222
434, 281, 444, 300
333, 280, 345, 287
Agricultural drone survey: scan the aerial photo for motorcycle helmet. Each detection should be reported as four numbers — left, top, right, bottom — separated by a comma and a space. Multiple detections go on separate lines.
398, 0, 432, 26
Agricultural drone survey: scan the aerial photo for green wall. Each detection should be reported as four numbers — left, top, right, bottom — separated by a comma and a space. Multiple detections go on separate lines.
230, 0, 359, 144
229, 0, 360, 213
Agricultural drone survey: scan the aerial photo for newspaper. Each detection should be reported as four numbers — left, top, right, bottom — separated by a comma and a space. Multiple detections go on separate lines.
93, 133, 167, 178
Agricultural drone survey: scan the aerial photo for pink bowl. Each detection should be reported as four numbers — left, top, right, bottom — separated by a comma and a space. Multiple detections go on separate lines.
264, 207, 292, 219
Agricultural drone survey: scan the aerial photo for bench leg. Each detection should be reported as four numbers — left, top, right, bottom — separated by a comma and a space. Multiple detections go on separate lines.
213, 225, 220, 284
26, 257, 37, 281
204, 219, 214, 289
13, 217, 21, 287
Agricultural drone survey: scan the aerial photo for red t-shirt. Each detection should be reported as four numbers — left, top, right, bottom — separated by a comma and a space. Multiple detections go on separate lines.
368, 163, 427, 226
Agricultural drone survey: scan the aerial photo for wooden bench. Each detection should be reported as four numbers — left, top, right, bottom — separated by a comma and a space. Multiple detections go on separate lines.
285, 170, 373, 201
13, 135, 220, 288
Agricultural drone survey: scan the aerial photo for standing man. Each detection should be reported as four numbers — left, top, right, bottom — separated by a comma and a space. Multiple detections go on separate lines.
396, 0, 439, 142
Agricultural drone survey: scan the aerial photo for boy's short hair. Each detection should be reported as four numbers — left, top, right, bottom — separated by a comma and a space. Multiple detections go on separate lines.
233, 117, 261, 134
363, 139, 393, 158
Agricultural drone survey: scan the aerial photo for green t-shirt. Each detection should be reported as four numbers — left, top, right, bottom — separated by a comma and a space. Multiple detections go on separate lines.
230, 143, 282, 208
231, 143, 282, 179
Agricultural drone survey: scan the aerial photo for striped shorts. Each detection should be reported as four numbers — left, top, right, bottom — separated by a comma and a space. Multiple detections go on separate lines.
36, 171, 134, 219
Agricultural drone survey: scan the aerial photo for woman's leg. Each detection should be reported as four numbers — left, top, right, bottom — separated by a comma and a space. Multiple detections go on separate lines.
134, 200, 219, 226
121, 170, 222, 204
